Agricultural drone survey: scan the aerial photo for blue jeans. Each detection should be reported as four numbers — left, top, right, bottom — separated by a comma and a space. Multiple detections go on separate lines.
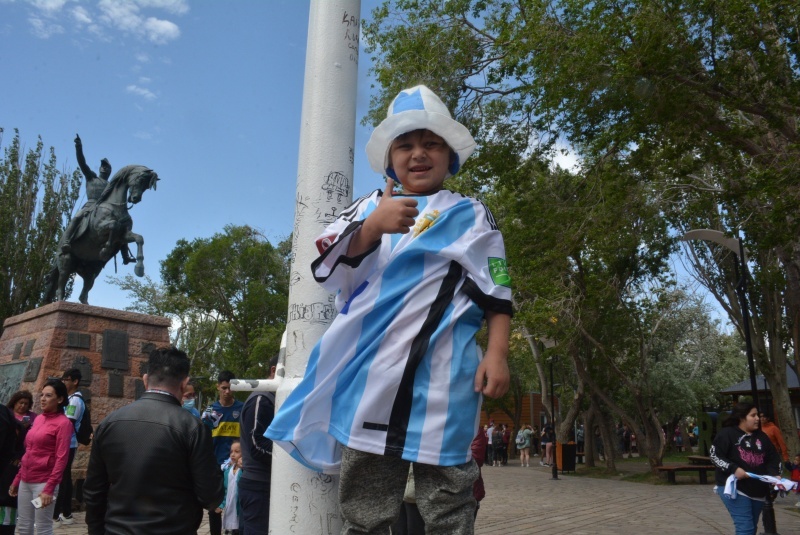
716, 486, 764, 535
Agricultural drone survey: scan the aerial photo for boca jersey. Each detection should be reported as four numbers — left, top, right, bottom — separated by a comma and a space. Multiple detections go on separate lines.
266, 188, 512, 474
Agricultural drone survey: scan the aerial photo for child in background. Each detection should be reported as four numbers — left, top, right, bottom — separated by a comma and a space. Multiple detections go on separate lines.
785, 453, 800, 507
216, 440, 242, 535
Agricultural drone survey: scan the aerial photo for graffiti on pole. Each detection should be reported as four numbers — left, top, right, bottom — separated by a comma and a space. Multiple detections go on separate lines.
342, 10, 359, 64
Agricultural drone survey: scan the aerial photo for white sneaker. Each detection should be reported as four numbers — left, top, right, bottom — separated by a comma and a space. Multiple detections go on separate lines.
58, 514, 74, 525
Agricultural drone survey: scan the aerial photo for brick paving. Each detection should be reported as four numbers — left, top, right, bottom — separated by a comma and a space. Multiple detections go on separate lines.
54, 457, 800, 534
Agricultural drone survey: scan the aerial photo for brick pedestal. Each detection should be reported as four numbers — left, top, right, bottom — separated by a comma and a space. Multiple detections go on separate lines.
0, 301, 171, 480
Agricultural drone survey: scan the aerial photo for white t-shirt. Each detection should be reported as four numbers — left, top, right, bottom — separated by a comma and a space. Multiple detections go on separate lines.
64, 392, 85, 449
221, 467, 239, 530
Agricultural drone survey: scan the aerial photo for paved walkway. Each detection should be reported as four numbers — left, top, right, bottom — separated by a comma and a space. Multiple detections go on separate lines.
53, 457, 800, 534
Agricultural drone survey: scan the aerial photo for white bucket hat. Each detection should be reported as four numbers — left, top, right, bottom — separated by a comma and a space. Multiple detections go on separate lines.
366, 85, 476, 180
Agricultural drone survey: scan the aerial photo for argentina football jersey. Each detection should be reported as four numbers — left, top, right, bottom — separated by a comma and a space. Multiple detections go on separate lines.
266, 188, 512, 474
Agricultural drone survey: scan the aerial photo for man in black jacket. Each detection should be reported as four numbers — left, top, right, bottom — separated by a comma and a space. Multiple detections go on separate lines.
83, 347, 223, 534
0, 405, 20, 535
238, 354, 278, 535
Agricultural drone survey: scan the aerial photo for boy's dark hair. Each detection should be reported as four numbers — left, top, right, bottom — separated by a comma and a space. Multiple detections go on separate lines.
147, 347, 190, 388
269, 354, 279, 369
44, 379, 70, 412
62, 368, 82, 386
217, 370, 235, 384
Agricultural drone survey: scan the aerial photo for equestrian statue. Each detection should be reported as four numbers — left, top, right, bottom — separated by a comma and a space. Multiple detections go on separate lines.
44, 134, 159, 304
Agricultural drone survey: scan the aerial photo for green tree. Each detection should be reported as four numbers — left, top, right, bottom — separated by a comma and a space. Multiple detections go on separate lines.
0, 128, 80, 331
365, 0, 800, 456
159, 225, 290, 379
107, 274, 221, 368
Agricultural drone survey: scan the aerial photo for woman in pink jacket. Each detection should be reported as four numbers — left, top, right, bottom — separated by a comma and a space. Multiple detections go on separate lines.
8, 379, 73, 535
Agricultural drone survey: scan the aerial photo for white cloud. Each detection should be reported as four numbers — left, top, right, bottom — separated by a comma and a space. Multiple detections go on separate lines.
98, 0, 142, 33
551, 147, 582, 174
142, 16, 179, 44
22, 0, 186, 45
28, 16, 64, 38
71, 6, 92, 25
95, 0, 184, 44
135, 52, 150, 63
29, 0, 68, 14
135, 0, 188, 15
138, 76, 152, 84
126, 84, 157, 100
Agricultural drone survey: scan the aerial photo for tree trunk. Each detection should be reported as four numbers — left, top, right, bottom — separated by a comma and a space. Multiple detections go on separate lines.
585, 405, 597, 468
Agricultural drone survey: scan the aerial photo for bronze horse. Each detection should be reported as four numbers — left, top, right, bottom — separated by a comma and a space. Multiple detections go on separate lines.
45, 164, 159, 304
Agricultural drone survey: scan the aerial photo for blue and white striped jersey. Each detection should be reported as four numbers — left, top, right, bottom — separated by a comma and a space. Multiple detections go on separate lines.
266, 188, 512, 474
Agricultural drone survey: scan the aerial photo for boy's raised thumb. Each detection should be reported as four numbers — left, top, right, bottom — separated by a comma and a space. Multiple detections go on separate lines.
383, 177, 395, 199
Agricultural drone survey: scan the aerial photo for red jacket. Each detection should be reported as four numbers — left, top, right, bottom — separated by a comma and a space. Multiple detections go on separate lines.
12, 411, 73, 495
761, 421, 789, 462
471, 430, 487, 502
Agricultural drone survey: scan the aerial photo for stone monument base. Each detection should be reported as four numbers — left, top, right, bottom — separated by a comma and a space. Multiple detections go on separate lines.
0, 301, 171, 481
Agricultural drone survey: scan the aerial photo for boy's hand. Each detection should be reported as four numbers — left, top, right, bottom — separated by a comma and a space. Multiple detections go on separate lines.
474, 351, 510, 399
363, 178, 419, 238
348, 178, 419, 256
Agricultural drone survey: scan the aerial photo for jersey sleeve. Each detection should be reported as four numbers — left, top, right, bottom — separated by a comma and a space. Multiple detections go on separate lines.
445, 199, 513, 315
310, 190, 383, 304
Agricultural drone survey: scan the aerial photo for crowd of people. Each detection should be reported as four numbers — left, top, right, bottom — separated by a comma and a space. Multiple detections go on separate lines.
0, 350, 278, 535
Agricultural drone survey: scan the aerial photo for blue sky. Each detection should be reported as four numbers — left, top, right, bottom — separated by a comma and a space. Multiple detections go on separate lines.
1, 0, 383, 309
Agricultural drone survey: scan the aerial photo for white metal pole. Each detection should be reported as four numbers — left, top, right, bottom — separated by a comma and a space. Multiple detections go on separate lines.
268, 1, 360, 533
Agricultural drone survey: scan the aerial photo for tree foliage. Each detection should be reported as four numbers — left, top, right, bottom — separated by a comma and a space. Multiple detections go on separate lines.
114, 225, 290, 382
365, 0, 800, 464
0, 129, 80, 331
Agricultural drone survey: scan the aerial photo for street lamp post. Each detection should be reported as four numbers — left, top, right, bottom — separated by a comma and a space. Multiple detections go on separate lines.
549, 355, 559, 480
681, 229, 777, 535
539, 337, 559, 481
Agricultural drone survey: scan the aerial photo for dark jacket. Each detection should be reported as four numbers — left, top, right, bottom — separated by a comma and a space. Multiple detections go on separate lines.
0, 406, 21, 508
240, 391, 275, 482
84, 392, 224, 535
710, 426, 781, 499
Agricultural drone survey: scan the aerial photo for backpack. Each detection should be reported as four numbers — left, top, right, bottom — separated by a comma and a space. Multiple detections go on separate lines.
516, 430, 525, 446
72, 395, 93, 446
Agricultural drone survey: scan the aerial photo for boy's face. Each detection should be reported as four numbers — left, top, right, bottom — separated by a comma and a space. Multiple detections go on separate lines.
388, 129, 453, 195
217, 381, 233, 405
230, 442, 242, 466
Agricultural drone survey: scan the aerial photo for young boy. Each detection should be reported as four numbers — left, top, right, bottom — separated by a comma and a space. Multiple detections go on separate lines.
267, 85, 512, 533
217, 441, 242, 535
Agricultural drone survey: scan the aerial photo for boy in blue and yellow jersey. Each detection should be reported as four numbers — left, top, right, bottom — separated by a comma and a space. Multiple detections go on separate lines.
203, 370, 243, 535
268, 85, 512, 534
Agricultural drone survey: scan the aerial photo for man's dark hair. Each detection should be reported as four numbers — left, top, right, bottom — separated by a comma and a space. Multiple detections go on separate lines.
62, 368, 82, 386
217, 370, 235, 384
269, 354, 279, 370
147, 347, 190, 388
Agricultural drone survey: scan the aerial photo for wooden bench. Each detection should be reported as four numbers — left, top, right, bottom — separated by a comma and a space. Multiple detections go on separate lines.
656, 464, 715, 484
687, 455, 711, 465
576, 451, 585, 464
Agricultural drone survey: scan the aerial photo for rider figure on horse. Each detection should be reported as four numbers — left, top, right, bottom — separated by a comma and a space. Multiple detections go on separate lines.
62, 135, 137, 264
62, 134, 111, 254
